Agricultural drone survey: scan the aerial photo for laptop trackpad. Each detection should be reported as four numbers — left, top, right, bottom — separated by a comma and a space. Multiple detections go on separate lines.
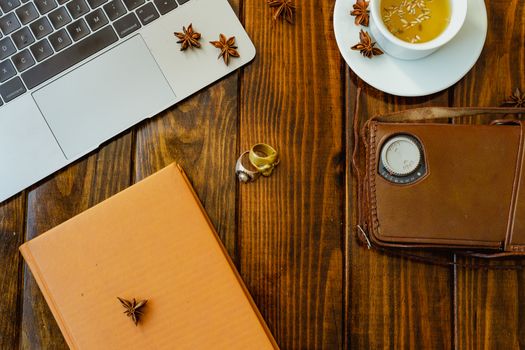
33, 35, 176, 159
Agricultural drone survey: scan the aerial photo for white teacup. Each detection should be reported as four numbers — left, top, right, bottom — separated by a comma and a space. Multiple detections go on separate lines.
369, 0, 468, 60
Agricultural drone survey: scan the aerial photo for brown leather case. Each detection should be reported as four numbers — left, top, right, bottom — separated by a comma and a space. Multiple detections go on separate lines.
354, 107, 525, 256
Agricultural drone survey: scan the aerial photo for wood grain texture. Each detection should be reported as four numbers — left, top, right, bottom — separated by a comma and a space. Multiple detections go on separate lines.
346, 72, 453, 349
453, 0, 525, 348
5, 0, 525, 349
239, 1, 344, 348
0, 194, 25, 349
20, 134, 133, 349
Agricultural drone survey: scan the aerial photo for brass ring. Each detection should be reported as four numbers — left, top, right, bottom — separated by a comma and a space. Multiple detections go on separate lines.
249, 143, 279, 177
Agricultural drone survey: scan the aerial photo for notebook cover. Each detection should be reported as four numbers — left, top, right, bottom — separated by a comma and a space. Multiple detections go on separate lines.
19, 163, 278, 349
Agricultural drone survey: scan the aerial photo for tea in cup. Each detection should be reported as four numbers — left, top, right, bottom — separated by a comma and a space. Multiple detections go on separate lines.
369, 0, 467, 60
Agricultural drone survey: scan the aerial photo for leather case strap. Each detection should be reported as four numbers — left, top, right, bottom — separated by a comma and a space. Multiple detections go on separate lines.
503, 121, 525, 252
368, 106, 525, 122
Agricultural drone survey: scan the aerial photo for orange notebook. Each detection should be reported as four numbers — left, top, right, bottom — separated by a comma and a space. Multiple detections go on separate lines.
20, 164, 278, 350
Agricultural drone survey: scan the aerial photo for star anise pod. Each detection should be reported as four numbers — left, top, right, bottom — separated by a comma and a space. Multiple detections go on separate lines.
210, 34, 240, 66
351, 0, 369, 26
268, 0, 296, 24
174, 23, 201, 51
351, 29, 383, 59
117, 297, 148, 326
502, 88, 525, 108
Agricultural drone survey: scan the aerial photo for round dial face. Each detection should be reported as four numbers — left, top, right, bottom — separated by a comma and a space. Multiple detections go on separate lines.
380, 136, 421, 176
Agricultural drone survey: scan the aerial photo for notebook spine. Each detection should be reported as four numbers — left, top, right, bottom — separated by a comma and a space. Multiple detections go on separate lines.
19, 244, 78, 349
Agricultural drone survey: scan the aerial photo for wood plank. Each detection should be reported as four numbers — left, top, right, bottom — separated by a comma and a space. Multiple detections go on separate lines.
346, 72, 453, 349
20, 134, 133, 349
0, 194, 25, 349
133, 1, 240, 262
239, 0, 344, 348
453, 0, 525, 348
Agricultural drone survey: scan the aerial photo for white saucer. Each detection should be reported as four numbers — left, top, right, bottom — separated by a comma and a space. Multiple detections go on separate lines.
333, 0, 487, 97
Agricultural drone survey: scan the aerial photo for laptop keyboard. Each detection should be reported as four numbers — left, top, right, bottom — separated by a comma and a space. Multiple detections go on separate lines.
0, 0, 188, 105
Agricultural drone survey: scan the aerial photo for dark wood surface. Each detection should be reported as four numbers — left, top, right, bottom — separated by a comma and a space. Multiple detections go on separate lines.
1, 0, 524, 349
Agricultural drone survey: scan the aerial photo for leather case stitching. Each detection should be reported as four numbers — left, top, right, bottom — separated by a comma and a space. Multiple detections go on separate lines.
368, 123, 380, 237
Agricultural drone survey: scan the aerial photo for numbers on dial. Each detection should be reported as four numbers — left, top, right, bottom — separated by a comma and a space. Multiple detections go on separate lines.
378, 134, 426, 184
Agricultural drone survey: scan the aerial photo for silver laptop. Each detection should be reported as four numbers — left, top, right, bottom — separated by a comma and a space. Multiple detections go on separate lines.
0, 0, 255, 202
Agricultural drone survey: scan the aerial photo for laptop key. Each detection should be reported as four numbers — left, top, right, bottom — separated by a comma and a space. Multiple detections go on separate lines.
0, 0, 21, 13
34, 0, 57, 15
48, 6, 71, 29
49, 28, 71, 51
30, 16, 52, 39
0, 59, 15, 82
103, 0, 126, 20
66, 0, 89, 19
30, 38, 53, 61
177, 0, 190, 4
152, 0, 176, 15
15, 2, 38, 24
12, 26, 34, 49
22, 25, 118, 89
0, 36, 15, 59
57, 0, 67, 4
113, 12, 139, 38
86, 0, 107, 9
12, 48, 34, 71
85, 8, 107, 31
0, 12, 21, 35
0, 76, 25, 102
135, 2, 158, 26
122, 0, 143, 11
67, 18, 89, 41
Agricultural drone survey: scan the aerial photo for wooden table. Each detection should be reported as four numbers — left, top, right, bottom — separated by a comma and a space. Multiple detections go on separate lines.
1, 0, 524, 348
